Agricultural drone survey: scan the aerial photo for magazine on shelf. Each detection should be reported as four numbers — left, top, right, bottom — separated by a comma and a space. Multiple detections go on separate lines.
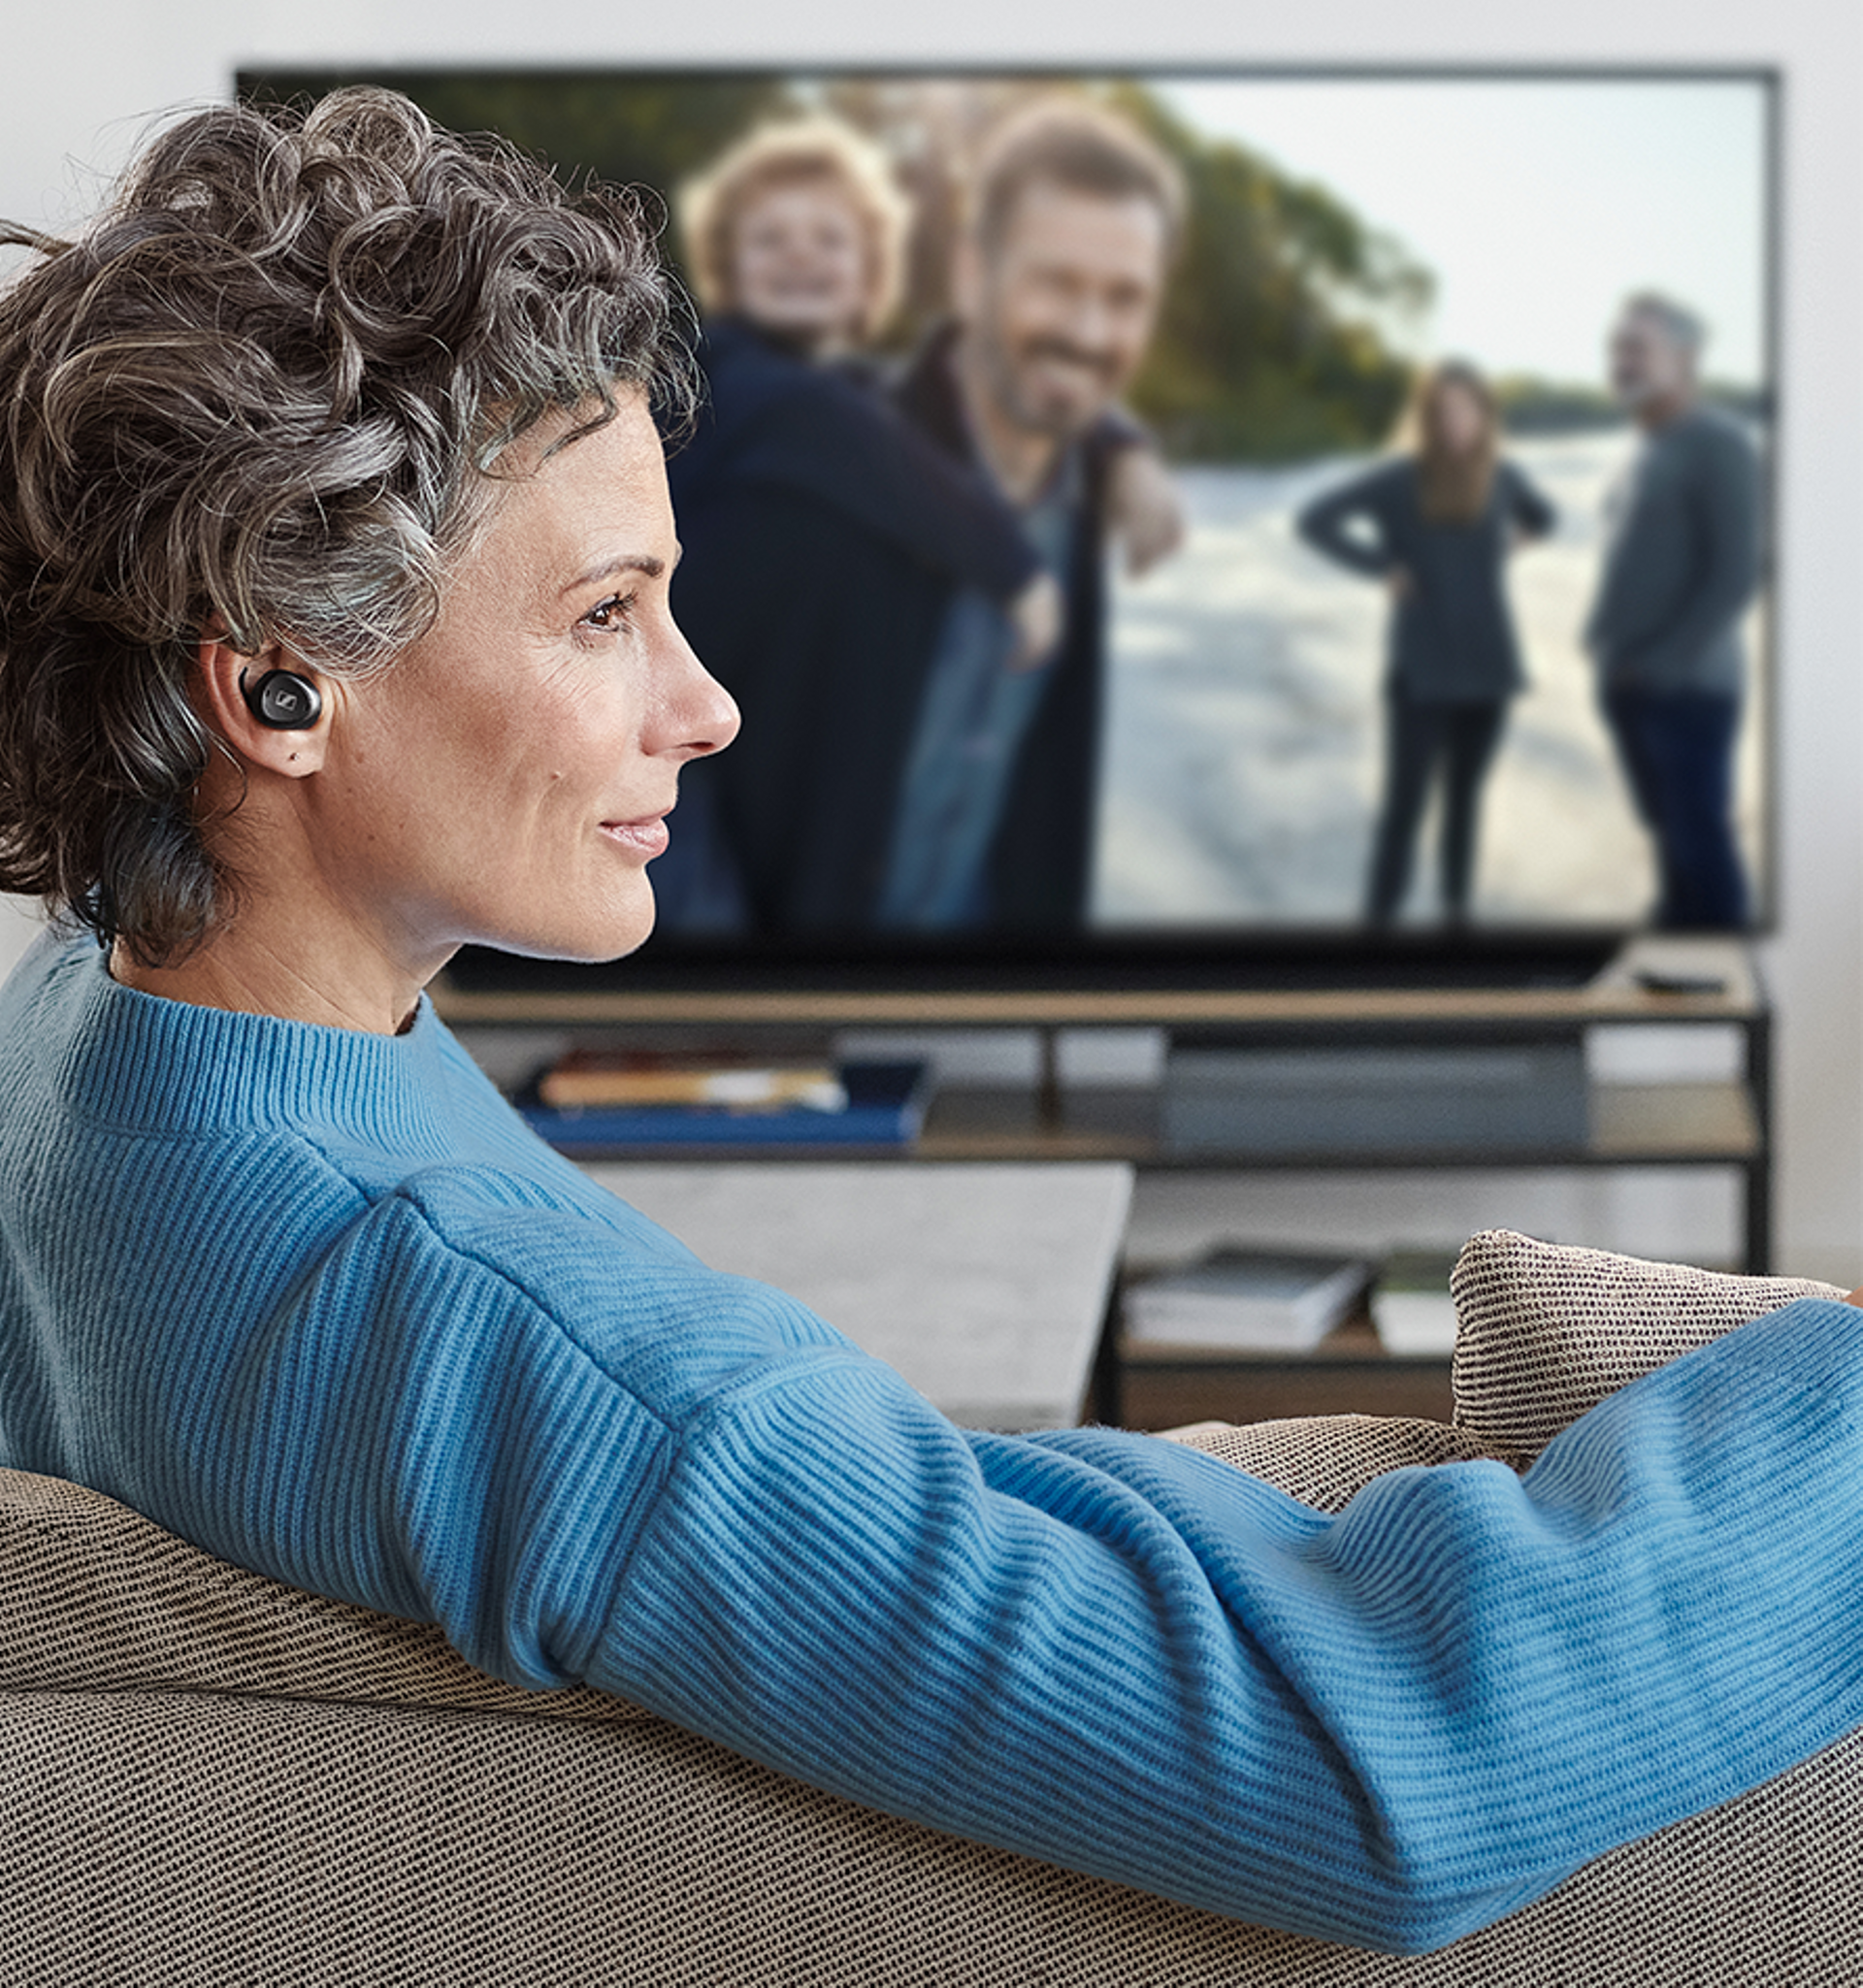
1121, 1247, 1372, 1354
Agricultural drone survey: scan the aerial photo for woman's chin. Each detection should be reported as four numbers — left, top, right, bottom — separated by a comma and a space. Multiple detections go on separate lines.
482, 908, 658, 969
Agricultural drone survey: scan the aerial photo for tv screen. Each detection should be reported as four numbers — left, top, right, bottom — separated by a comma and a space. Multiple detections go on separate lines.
245, 65, 1777, 993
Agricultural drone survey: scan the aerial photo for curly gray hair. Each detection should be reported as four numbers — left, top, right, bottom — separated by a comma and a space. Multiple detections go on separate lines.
0, 85, 694, 964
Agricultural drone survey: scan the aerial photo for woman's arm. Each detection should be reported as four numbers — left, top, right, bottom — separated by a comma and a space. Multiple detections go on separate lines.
1500, 460, 1558, 543
590, 1289, 1863, 1954
229, 1192, 1863, 1960
90, 1136, 1863, 1959
1296, 465, 1404, 581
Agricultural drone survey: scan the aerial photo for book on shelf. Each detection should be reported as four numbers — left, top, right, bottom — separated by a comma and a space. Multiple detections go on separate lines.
1121, 1247, 1372, 1354
538, 1047, 848, 1112
519, 1058, 932, 1153
1369, 1250, 1461, 1357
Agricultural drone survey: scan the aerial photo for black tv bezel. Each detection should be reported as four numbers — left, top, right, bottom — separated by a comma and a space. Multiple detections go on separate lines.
241, 60, 1782, 1001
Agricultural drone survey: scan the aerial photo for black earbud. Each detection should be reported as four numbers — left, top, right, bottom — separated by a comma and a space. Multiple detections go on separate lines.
240, 668, 323, 732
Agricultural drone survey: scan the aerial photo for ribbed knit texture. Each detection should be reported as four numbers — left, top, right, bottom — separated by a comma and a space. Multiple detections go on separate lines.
3, 931, 1862, 1954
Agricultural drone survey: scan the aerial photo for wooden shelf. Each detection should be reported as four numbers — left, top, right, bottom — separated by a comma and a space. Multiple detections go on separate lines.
436, 935, 1761, 1033
913, 1078, 1759, 1168
1589, 1081, 1760, 1159
463, 936, 1773, 1388
1114, 1319, 1456, 1430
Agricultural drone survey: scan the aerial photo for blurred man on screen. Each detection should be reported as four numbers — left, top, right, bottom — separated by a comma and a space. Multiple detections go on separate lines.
879, 99, 1184, 932
1585, 292, 1760, 929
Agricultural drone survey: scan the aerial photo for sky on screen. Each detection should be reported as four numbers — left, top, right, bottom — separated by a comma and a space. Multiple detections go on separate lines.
1157, 76, 1768, 389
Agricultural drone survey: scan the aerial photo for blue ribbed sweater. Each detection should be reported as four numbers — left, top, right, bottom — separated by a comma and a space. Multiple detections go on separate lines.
3, 930, 1861, 1952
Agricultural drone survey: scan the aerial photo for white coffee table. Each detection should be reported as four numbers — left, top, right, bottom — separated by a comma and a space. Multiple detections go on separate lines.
579, 1161, 1134, 1430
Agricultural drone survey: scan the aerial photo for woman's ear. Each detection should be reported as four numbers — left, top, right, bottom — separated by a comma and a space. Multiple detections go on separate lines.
194, 635, 331, 777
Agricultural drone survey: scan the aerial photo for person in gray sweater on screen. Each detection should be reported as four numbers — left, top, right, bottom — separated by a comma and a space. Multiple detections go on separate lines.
1585, 293, 1761, 929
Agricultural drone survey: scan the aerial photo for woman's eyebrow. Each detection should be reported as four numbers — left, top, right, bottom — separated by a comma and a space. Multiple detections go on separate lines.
561, 551, 672, 597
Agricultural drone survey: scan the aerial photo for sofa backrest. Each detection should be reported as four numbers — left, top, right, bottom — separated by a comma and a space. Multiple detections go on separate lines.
3, 1229, 1859, 1984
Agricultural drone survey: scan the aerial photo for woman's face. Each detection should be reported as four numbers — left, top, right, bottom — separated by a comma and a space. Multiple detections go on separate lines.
310, 393, 737, 980
729, 177, 871, 348
1430, 379, 1488, 458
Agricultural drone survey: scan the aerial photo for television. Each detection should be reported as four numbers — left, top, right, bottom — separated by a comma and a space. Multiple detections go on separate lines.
245, 64, 1779, 1003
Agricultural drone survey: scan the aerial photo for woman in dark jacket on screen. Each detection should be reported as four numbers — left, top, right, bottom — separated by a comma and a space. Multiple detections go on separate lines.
1297, 361, 1554, 925
655, 117, 1057, 935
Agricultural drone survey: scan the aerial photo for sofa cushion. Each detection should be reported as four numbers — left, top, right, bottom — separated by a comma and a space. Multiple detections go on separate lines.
1164, 1413, 1511, 1510
1450, 1227, 1847, 1460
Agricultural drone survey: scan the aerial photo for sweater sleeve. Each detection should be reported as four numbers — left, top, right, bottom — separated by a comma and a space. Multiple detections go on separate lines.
241, 1189, 1863, 1957
595, 1298, 1863, 1951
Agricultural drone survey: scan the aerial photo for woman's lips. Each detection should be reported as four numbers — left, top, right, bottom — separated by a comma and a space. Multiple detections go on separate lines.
600, 814, 670, 859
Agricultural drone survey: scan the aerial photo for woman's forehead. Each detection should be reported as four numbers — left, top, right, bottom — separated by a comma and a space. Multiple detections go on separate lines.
466, 401, 672, 578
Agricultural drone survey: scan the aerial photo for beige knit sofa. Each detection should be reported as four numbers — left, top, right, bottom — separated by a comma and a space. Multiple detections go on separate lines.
4, 1228, 1861, 1985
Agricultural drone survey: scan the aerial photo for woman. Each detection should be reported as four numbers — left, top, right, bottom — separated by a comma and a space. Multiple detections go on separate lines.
659, 115, 1061, 933
0, 88, 1860, 1954
1297, 362, 1555, 925
677, 111, 911, 369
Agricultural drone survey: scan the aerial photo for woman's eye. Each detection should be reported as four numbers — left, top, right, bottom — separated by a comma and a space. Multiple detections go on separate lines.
580, 594, 636, 633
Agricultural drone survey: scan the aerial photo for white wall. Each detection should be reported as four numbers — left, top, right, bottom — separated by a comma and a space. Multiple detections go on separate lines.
5, 0, 1859, 1277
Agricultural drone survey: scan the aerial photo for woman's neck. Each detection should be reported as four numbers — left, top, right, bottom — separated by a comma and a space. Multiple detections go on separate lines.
110, 920, 428, 1035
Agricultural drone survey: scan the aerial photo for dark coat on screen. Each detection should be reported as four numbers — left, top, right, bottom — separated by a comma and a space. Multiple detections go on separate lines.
668, 317, 1130, 935
665, 316, 1042, 934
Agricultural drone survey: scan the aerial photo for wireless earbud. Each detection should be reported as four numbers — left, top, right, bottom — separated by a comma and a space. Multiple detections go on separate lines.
240, 668, 323, 732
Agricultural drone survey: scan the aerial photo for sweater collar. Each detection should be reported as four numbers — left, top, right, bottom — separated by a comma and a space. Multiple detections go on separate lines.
45, 934, 457, 1147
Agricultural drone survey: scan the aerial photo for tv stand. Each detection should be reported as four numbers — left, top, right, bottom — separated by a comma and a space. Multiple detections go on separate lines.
898, 939, 1769, 1255
441, 935, 1773, 1420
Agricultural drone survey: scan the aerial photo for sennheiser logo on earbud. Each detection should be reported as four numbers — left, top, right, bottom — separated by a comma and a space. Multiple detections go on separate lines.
241, 668, 323, 731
